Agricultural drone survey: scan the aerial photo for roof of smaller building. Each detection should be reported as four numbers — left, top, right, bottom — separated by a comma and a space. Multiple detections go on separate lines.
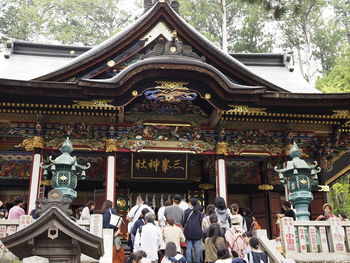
1, 206, 104, 260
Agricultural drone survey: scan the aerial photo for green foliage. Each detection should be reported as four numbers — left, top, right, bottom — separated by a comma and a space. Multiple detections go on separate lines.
332, 0, 350, 45
316, 45, 350, 93
312, 18, 343, 72
178, 0, 274, 53
0, 0, 134, 45
230, 3, 274, 53
330, 173, 350, 217
178, 0, 222, 45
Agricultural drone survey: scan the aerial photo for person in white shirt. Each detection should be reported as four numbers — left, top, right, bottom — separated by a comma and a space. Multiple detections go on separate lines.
80, 200, 95, 220
127, 195, 154, 233
179, 198, 189, 211
229, 203, 243, 228
134, 212, 161, 262
158, 200, 172, 228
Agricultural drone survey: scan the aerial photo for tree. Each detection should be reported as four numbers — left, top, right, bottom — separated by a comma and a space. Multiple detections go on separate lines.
0, 0, 134, 45
332, 0, 350, 45
178, 0, 274, 53
277, 0, 326, 85
178, 0, 222, 46
312, 17, 343, 73
329, 173, 350, 217
49, 0, 133, 46
0, 0, 56, 41
230, 3, 274, 53
315, 45, 350, 93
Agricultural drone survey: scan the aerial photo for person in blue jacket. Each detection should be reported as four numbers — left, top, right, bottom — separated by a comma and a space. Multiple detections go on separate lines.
102, 200, 125, 263
102, 199, 119, 229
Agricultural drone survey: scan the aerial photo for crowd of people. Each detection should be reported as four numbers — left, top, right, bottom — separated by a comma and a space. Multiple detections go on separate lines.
1, 195, 349, 263
124, 195, 268, 263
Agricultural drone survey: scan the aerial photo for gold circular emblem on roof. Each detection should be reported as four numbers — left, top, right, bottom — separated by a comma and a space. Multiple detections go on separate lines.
107, 60, 115, 67
132, 90, 138, 96
205, 93, 211, 99
169, 46, 177, 53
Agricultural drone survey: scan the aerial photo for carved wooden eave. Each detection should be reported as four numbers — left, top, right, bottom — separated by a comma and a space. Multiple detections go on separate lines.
32, 2, 287, 92
0, 77, 349, 110
1, 207, 104, 260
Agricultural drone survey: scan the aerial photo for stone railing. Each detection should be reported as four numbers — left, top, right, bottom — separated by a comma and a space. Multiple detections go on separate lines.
258, 217, 350, 263
0, 214, 109, 263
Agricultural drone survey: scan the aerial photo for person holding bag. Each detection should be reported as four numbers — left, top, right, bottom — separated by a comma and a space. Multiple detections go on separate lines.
204, 223, 225, 263
102, 200, 125, 263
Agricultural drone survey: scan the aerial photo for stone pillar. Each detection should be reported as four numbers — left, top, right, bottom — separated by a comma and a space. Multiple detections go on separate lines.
215, 142, 228, 205
106, 139, 118, 204
100, 228, 114, 263
25, 137, 45, 215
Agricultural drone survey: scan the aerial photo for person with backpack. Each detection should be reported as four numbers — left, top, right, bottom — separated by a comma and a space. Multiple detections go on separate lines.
202, 214, 224, 242
127, 195, 154, 251
224, 215, 246, 258
243, 237, 269, 263
131, 208, 150, 237
183, 198, 204, 263
241, 207, 262, 236
214, 197, 232, 234
204, 223, 226, 263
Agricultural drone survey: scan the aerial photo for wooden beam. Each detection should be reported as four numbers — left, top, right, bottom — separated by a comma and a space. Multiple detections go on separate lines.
118, 106, 124, 124
209, 110, 223, 127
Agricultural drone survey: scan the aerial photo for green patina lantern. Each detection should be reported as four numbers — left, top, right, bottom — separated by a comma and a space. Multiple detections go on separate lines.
275, 142, 321, 221
41, 138, 90, 200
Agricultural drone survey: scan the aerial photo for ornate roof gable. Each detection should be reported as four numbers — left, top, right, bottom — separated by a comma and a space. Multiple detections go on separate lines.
33, 2, 289, 92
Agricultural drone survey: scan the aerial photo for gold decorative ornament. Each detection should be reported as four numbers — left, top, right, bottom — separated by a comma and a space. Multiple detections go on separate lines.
106, 139, 118, 152
59, 175, 68, 181
169, 46, 177, 53
69, 50, 75, 55
107, 60, 116, 67
300, 178, 307, 185
154, 81, 189, 91
258, 184, 274, 191
199, 183, 214, 190
227, 105, 267, 115
16, 136, 45, 151
73, 100, 116, 109
132, 90, 139, 96
216, 142, 229, 156
117, 198, 127, 208
332, 110, 350, 118
40, 180, 51, 186
205, 93, 211, 99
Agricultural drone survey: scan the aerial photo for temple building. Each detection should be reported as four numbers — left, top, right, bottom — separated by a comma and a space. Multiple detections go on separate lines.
0, 0, 349, 239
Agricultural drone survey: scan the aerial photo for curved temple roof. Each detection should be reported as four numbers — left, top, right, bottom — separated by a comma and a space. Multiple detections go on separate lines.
0, 2, 320, 94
